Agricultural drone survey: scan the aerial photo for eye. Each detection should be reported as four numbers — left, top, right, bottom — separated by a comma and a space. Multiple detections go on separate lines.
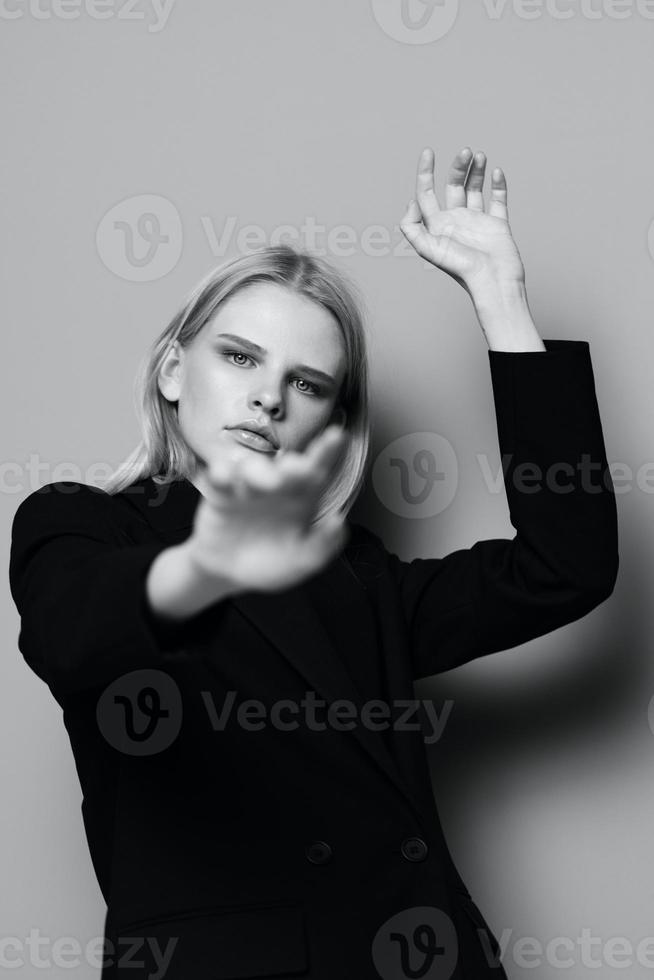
223, 350, 254, 367
293, 378, 320, 396
223, 350, 321, 396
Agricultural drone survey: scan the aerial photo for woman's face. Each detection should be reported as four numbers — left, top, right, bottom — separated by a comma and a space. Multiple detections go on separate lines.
158, 282, 348, 474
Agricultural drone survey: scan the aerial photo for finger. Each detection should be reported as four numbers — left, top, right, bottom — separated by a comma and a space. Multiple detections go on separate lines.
400, 199, 456, 267
305, 424, 348, 473
465, 151, 486, 211
305, 423, 346, 456
415, 147, 441, 224
399, 198, 434, 259
445, 146, 473, 210
195, 464, 238, 505
231, 453, 283, 494
300, 427, 347, 490
488, 167, 509, 220
201, 448, 245, 497
269, 425, 345, 492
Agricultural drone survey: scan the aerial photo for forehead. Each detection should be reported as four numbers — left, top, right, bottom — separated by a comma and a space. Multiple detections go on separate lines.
211, 282, 337, 331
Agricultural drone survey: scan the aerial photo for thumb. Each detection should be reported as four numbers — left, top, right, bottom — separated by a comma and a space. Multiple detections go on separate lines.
399, 199, 434, 259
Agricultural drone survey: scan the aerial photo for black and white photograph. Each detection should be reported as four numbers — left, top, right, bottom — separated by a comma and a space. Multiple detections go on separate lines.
3, 1, 650, 977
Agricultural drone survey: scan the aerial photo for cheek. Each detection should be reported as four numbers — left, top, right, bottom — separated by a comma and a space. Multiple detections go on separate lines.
177, 369, 213, 430
182, 362, 220, 410
293, 403, 337, 447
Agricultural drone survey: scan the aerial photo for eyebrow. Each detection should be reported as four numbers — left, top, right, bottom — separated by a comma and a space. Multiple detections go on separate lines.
214, 332, 339, 387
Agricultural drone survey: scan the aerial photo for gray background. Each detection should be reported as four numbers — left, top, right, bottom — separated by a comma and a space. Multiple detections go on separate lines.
2, 1, 653, 976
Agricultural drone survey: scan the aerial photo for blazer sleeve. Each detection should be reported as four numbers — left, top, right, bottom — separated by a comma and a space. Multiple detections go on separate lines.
8, 481, 208, 704
375, 339, 619, 681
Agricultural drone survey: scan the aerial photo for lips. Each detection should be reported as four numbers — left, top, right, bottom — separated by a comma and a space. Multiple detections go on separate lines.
226, 427, 277, 453
240, 426, 273, 444
226, 420, 279, 449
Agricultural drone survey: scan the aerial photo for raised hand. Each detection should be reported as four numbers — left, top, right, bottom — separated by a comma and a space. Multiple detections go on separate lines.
187, 425, 350, 594
399, 146, 526, 295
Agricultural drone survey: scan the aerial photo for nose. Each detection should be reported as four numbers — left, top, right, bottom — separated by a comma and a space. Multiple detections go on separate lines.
249, 386, 284, 419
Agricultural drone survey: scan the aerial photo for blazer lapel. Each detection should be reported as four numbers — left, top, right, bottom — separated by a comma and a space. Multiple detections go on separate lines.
118, 475, 427, 825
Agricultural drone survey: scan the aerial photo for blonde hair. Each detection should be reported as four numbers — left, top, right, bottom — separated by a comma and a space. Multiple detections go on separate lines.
101, 244, 371, 522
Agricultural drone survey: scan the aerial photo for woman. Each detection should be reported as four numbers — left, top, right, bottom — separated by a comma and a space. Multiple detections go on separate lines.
9, 146, 618, 979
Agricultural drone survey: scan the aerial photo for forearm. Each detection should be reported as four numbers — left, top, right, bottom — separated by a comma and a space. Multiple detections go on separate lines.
469, 278, 546, 352
489, 339, 618, 599
146, 540, 241, 622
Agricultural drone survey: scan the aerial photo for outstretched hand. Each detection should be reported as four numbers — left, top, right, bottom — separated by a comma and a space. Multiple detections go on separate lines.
188, 425, 350, 594
399, 147, 526, 295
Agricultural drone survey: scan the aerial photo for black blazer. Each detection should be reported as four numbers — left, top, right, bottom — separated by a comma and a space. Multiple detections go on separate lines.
9, 339, 618, 980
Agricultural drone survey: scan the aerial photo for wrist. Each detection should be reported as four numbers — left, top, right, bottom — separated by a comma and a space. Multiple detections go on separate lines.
468, 278, 545, 352
180, 539, 242, 599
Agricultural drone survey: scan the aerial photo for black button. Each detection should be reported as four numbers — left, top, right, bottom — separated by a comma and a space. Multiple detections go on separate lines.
401, 836, 428, 862
305, 841, 332, 865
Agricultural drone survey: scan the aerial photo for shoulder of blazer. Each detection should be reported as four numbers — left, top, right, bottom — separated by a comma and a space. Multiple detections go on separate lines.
11, 485, 398, 589
12, 480, 161, 530
9, 483, 118, 623
13, 486, 394, 549
12, 481, 112, 535
10, 481, 153, 561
